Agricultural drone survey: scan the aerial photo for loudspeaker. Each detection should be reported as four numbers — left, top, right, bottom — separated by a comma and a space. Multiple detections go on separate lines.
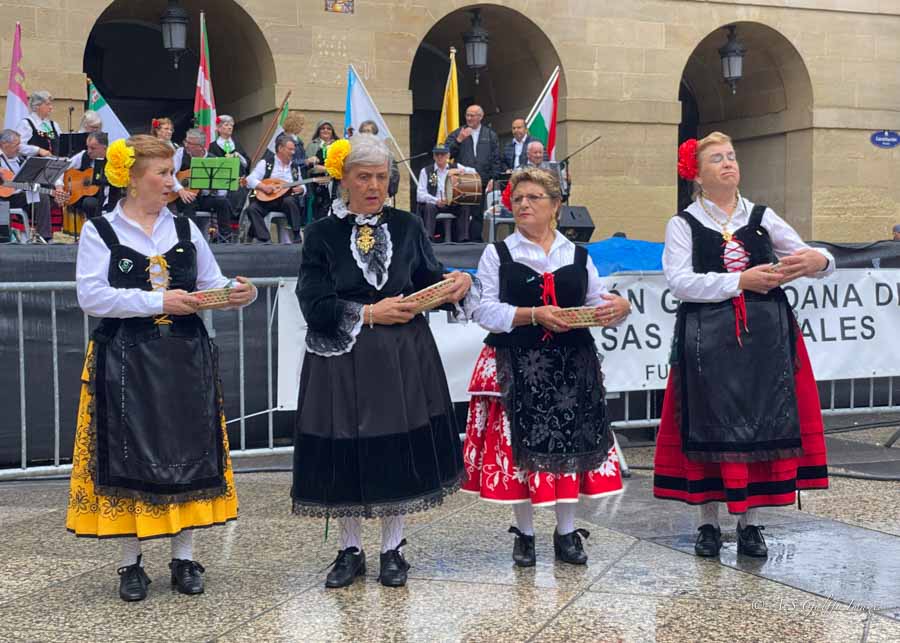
558, 205, 594, 242
0, 201, 9, 244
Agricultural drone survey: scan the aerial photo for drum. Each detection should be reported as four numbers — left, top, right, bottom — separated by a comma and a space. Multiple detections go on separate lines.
444, 172, 482, 206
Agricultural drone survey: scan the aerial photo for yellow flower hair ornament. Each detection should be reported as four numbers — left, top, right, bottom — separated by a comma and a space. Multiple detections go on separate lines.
324, 139, 352, 180
105, 138, 136, 188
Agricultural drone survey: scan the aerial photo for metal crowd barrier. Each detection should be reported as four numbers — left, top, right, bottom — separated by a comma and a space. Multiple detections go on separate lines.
1, 279, 898, 480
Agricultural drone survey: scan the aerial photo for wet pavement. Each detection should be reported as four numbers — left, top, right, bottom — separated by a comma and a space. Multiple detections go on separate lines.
0, 431, 898, 642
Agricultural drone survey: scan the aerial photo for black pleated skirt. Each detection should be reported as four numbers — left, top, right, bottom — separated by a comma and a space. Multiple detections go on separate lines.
291, 314, 464, 518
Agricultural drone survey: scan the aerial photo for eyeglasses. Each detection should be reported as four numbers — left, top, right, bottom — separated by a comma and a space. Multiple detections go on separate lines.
512, 194, 552, 205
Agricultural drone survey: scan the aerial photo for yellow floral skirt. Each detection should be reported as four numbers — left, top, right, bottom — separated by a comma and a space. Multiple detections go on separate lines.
66, 342, 238, 540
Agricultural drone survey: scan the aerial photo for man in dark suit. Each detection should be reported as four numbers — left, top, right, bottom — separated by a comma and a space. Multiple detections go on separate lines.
502, 117, 538, 172
445, 104, 502, 241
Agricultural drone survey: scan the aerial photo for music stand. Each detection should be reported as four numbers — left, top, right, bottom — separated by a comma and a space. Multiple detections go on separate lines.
189, 157, 240, 192
58, 133, 88, 158
13, 156, 69, 188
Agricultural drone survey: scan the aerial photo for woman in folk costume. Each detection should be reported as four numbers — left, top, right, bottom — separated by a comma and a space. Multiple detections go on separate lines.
462, 168, 630, 567
151, 117, 179, 150
305, 119, 341, 222
66, 135, 256, 601
292, 134, 472, 588
653, 132, 832, 558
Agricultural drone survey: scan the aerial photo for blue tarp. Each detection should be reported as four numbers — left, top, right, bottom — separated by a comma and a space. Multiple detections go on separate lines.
585, 237, 664, 276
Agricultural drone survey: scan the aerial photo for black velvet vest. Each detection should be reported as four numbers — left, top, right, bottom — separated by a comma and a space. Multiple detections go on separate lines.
90, 215, 201, 337
677, 204, 775, 272
485, 240, 594, 348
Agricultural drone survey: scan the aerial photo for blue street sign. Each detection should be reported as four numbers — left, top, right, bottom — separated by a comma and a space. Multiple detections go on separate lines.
870, 130, 900, 148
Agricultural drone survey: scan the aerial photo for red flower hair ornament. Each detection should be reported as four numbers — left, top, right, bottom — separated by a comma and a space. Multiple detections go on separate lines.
215, 116, 222, 125
151, 118, 160, 129
501, 182, 513, 210
677, 138, 699, 181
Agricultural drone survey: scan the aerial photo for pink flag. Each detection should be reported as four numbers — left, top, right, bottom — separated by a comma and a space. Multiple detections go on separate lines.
4, 22, 28, 130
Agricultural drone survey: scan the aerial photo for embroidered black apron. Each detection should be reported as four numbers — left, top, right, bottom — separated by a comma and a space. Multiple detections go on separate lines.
486, 241, 611, 474
89, 216, 226, 503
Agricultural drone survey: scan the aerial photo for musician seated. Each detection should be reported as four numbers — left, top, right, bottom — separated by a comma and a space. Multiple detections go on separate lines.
0, 128, 53, 241
151, 117, 178, 150
245, 133, 306, 243
415, 145, 475, 242
78, 110, 103, 134
54, 132, 120, 220
17, 91, 61, 159
208, 114, 250, 219
524, 140, 570, 199
173, 128, 236, 242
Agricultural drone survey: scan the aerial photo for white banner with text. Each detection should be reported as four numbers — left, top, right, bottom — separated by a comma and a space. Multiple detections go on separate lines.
277, 270, 900, 408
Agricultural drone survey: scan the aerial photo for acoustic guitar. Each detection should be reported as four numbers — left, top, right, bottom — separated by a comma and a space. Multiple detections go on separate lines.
252, 177, 315, 203
166, 169, 198, 204
62, 166, 100, 206
0, 167, 60, 201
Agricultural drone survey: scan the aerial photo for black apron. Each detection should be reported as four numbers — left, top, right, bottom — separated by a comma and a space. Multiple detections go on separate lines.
672, 205, 801, 463
486, 241, 611, 474
89, 216, 226, 504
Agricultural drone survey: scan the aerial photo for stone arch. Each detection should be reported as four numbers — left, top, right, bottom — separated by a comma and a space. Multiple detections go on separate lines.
84, 0, 276, 141
407, 4, 565, 205
678, 21, 814, 233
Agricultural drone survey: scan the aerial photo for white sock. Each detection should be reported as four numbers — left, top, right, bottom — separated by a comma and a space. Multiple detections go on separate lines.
555, 503, 577, 536
738, 508, 760, 529
170, 530, 194, 561
699, 503, 720, 528
120, 537, 142, 568
513, 503, 535, 536
380, 515, 405, 553
338, 517, 362, 551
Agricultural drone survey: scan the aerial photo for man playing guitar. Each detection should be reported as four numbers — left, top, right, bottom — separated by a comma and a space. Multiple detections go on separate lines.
244, 133, 306, 243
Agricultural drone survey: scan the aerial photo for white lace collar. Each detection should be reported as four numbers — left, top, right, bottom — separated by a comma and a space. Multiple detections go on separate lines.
331, 198, 383, 226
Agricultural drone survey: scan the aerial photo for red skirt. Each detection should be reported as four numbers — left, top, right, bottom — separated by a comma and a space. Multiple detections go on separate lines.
462, 346, 624, 506
653, 331, 828, 514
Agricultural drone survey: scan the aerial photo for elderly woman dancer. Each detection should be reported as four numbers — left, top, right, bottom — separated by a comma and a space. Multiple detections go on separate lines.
66, 135, 256, 601
462, 168, 630, 567
292, 134, 472, 588
653, 132, 832, 558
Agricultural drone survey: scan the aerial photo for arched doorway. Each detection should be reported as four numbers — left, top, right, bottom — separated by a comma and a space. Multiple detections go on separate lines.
85, 0, 276, 143
408, 4, 564, 208
678, 22, 814, 234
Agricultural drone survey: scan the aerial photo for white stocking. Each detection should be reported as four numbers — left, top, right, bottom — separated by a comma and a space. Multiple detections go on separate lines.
338, 517, 362, 551
380, 515, 405, 553
554, 502, 577, 536
698, 503, 720, 528
170, 530, 194, 561
513, 503, 535, 536
738, 508, 760, 529
120, 537, 142, 568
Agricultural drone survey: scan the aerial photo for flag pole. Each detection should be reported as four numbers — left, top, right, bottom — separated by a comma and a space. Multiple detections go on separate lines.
250, 91, 291, 169
525, 66, 560, 126
349, 64, 418, 187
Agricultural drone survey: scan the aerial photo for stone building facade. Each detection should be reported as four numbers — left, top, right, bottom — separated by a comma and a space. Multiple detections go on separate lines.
2, 0, 899, 241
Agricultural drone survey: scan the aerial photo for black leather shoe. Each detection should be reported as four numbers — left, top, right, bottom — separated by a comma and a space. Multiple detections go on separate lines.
694, 524, 723, 557
737, 524, 768, 558
325, 547, 366, 588
553, 528, 589, 565
118, 555, 151, 602
378, 539, 410, 587
508, 526, 536, 567
169, 559, 205, 595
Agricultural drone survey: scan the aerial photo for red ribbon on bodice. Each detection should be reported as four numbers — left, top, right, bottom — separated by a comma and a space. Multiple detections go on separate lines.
540, 272, 558, 341
722, 237, 751, 347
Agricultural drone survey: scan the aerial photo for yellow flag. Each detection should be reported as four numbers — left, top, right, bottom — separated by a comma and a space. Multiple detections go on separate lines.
436, 48, 460, 146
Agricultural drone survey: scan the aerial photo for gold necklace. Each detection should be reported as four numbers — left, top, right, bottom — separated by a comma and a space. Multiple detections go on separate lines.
698, 192, 741, 241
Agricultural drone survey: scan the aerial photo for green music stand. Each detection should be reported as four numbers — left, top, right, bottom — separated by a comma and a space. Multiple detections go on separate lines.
189, 157, 240, 191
